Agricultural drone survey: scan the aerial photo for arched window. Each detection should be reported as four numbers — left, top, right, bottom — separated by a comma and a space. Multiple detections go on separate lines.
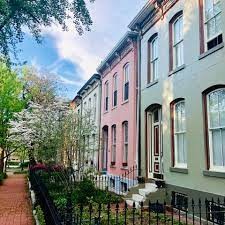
122, 121, 129, 167
123, 64, 130, 101
205, 88, 225, 170
169, 11, 184, 71
148, 33, 158, 84
171, 99, 187, 168
113, 74, 118, 107
111, 125, 116, 165
105, 81, 109, 111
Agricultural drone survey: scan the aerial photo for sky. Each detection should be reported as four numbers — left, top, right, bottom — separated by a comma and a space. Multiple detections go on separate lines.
17, 0, 147, 100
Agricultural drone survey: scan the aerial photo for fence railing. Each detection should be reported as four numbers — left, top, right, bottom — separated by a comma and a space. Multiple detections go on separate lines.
29, 171, 63, 225
77, 165, 139, 195
29, 169, 225, 225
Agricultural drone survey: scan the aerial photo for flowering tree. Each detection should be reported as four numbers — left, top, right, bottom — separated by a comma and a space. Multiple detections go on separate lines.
8, 100, 98, 172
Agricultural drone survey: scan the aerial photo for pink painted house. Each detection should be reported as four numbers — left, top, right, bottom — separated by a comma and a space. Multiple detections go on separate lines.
97, 32, 138, 189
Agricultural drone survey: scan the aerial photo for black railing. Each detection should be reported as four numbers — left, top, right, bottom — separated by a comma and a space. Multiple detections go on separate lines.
29, 169, 225, 225
29, 171, 63, 225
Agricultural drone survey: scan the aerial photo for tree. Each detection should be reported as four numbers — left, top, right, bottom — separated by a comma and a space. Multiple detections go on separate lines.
22, 67, 59, 105
0, 62, 25, 172
0, 0, 94, 62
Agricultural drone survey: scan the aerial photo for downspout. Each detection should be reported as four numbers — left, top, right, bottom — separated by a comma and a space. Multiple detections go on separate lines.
136, 31, 142, 177
97, 78, 102, 172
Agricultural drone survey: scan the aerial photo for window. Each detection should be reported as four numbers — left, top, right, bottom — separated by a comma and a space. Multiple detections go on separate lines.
113, 74, 118, 107
148, 34, 159, 83
204, 0, 223, 50
122, 121, 128, 166
105, 81, 109, 111
84, 102, 87, 110
111, 125, 116, 165
171, 99, 187, 168
93, 94, 97, 120
169, 12, 184, 71
123, 64, 130, 101
206, 200, 225, 224
206, 88, 225, 170
88, 98, 91, 109
172, 192, 188, 211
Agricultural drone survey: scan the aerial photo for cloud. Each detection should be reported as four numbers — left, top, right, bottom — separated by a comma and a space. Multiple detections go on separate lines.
42, 0, 146, 81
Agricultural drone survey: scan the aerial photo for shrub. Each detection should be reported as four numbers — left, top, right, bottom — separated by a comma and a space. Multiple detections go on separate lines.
0, 173, 3, 185
35, 205, 46, 225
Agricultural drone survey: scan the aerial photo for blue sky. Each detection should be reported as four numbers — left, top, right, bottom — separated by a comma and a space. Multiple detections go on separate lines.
18, 0, 146, 100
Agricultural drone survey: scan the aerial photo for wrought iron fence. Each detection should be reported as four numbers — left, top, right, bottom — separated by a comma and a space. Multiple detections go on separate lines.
29, 170, 225, 225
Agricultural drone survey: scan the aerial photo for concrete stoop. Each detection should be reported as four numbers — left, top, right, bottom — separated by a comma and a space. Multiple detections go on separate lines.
124, 182, 166, 208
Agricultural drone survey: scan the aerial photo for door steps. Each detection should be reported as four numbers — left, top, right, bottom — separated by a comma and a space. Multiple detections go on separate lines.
124, 182, 166, 208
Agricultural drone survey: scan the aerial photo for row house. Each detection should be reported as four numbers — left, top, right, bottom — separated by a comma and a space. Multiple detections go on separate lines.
129, 0, 225, 206
72, 74, 101, 170
97, 32, 139, 190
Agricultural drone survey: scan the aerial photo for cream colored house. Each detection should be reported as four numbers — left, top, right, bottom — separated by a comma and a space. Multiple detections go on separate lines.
72, 74, 101, 169
129, 0, 225, 211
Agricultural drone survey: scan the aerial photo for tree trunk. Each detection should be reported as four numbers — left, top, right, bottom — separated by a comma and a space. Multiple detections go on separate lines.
0, 149, 5, 173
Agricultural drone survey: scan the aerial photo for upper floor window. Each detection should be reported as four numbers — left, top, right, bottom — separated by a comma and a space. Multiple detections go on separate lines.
204, 0, 223, 50
88, 97, 91, 109
123, 64, 130, 101
206, 88, 225, 170
113, 74, 118, 107
93, 94, 97, 120
169, 12, 184, 71
111, 125, 116, 164
171, 99, 187, 168
84, 102, 87, 110
148, 34, 159, 83
122, 121, 128, 166
105, 81, 109, 111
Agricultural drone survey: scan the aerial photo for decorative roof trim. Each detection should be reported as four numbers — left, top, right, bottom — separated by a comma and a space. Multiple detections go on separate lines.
128, 0, 156, 30
97, 31, 138, 73
77, 73, 101, 96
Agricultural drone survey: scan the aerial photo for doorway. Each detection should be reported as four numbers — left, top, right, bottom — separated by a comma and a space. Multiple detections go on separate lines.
146, 105, 163, 179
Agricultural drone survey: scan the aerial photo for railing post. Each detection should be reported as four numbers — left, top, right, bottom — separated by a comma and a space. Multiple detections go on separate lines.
66, 191, 73, 225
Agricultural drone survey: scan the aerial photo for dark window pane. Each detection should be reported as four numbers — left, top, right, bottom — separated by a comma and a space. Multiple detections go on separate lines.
113, 90, 117, 107
207, 34, 223, 50
124, 82, 129, 101
105, 97, 108, 111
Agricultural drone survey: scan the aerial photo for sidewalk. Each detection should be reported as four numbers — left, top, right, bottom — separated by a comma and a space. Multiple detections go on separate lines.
0, 174, 34, 225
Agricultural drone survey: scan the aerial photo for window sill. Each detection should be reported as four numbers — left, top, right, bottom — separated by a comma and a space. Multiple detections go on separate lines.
203, 170, 225, 179
121, 166, 128, 170
104, 111, 109, 114
146, 80, 158, 88
168, 64, 185, 76
121, 100, 129, 105
199, 42, 224, 60
110, 165, 116, 168
112, 106, 117, 110
170, 167, 188, 174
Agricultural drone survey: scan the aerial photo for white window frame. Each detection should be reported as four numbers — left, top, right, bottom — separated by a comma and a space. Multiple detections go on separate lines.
93, 94, 97, 120
105, 81, 109, 112
207, 88, 225, 171
203, 0, 222, 46
113, 74, 118, 107
123, 64, 130, 101
174, 100, 187, 168
150, 36, 159, 82
111, 125, 116, 163
123, 122, 128, 164
173, 15, 184, 69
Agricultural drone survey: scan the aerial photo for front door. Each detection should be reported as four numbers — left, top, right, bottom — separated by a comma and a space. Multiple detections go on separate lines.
147, 108, 163, 179
102, 127, 108, 173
